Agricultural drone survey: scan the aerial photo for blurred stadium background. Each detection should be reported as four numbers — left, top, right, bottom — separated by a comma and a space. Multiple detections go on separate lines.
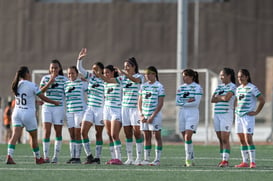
0, 0, 273, 143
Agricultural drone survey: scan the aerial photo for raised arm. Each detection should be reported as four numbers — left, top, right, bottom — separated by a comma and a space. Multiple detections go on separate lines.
76, 48, 89, 77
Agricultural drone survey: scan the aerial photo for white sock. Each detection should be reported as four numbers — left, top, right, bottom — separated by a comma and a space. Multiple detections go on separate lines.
53, 139, 62, 159
43, 140, 50, 158
126, 140, 133, 160
136, 142, 143, 160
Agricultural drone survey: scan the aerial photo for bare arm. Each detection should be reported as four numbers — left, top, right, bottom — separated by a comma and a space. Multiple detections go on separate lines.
38, 93, 59, 106
248, 94, 265, 116
211, 91, 234, 103
40, 74, 57, 93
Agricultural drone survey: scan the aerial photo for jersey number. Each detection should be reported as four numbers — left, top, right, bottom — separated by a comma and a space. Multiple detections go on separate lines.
16, 93, 27, 105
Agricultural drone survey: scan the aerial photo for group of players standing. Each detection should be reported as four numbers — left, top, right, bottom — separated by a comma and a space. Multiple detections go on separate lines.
5, 48, 265, 168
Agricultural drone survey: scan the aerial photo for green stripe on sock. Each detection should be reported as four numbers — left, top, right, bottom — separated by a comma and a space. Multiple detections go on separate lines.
185, 140, 192, 144
43, 138, 50, 142
82, 139, 89, 143
144, 145, 152, 150
76, 140, 82, 144
32, 147, 39, 152
223, 149, 230, 154
126, 138, 133, 143
155, 146, 163, 151
109, 142, 114, 147
55, 136, 62, 141
240, 145, 248, 151
136, 138, 143, 143
8, 144, 15, 149
248, 145, 256, 150
114, 140, 121, 146
220, 149, 223, 153
96, 141, 103, 145
70, 140, 76, 143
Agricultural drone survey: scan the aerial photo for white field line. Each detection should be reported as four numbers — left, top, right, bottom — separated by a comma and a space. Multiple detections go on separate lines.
0, 167, 273, 172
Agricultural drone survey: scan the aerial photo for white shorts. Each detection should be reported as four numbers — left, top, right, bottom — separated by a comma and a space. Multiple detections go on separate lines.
122, 107, 140, 126
12, 108, 38, 132
178, 108, 199, 132
41, 106, 65, 125
66, 111, 84, 128
103, 107, 122, 122
83, 106, 104, 126
140, 112, 162, 131
235, 114, 255, 134
214, 112, 234, 132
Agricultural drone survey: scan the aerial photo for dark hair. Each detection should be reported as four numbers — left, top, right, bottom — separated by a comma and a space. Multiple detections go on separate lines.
105, 65, 119, 78
68, 65, 79, 74
11, 66, 30, 96
50, 59, 64, 76
222, 67, 236, 84
182, 69, 199, 83
145, 66, 159, 81
94, 62, 104, 71
238, 69, 252, 83
125, 57, 139, 73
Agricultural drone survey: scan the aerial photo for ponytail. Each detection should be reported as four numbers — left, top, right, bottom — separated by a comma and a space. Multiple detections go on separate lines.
11, 66, 29, 96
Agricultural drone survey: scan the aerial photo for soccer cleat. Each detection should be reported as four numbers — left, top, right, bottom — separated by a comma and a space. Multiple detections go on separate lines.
124, 159, 134, 165
66, 158, 76, 164
249, 162, 256, 168
44, 157, 50, 163
150, 160, 160, 166
51, 157, 58, 164
110, 159, 123, 165
133, 159, 142, 166
105, 159, 114, 165
184, 160, 195, 167
234, 162, 249, 168
140, 160, 150, 165
36, 157, 46, 164
218, 160, 229, 167
6, 155, 16, 164
84, 154, 94, 164
91, 158, 101, 164
71, 158, 81, 164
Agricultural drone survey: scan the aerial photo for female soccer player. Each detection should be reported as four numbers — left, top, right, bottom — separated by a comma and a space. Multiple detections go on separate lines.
211, 68, 236, 167
40, 59, 68, 163
107, 57, 144, 165
76, 48, 105, 164
234, 69, 265, 168
6, 66, 59, 164
176, 69, 203, 167
95, 65, 123, 165
65, 66, 88, 164
138, 66, 165, 166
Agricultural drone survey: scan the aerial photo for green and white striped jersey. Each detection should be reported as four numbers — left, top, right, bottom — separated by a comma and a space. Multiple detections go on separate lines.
235, 83, 261, 117
120, 73, 144, 108
40, 75, 68, 107
64, 79, 88, 113
104, 77, 122, 109
213, 82, 236, 114
139, 81, 165, 117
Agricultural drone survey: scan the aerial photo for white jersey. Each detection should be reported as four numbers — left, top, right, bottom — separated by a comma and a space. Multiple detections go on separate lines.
77, 60, 104, 108
176, 82, 203, 108
104, 77, 123, 109
139, 81, 165, 117
14, 80, 41, 110
235, 83, 261, 117
120, 73, 144, 108
64, 79, 88, 113
40, 74, 68, 107
213, 82, 236, 114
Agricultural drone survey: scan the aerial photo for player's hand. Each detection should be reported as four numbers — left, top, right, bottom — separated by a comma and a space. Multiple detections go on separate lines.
78, 48, 87, 60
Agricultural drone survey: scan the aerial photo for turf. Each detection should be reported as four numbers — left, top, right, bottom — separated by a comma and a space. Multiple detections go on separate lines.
0, 143, 273, 181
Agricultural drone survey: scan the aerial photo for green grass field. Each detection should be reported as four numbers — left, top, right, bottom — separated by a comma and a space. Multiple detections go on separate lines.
0, 143, 273, 181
